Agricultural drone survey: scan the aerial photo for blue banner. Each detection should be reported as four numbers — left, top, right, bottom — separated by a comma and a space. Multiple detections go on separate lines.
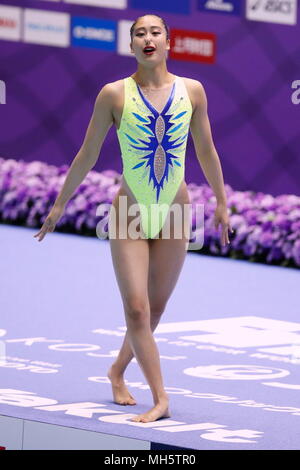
197, 0, 242, 16
71, 17, 117, 51
131, 0, 190, 15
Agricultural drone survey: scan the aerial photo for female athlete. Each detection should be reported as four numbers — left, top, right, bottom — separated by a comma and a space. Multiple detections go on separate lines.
34, 14, 233, 423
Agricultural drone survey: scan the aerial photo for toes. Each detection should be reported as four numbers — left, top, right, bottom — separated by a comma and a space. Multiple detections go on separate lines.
115, 398, 136, 405
131, 415, 143, 422
132, 416, 147, 422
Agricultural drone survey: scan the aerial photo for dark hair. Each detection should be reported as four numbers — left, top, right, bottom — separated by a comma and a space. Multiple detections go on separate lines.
130, 14, 170, 44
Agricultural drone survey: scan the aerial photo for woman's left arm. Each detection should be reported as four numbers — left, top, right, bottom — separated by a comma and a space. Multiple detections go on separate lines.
189, 79, 233, 246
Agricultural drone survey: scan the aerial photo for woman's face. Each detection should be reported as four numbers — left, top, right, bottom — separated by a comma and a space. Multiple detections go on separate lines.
130, 16, 170, 64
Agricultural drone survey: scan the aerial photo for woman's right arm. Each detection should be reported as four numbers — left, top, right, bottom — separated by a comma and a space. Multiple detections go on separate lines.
34, 83, 115, 241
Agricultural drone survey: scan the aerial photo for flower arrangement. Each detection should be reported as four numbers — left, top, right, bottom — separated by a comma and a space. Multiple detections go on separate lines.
0, 157, 299, 268
187, 182, 300, 267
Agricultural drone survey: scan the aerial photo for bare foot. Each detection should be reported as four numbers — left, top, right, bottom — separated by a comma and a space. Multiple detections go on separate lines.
131, 398, 170, 422
107, 366, 137, 406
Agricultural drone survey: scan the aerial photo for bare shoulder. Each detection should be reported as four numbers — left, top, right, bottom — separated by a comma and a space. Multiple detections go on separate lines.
104, 78, 123, 93
97, 79, 123, 100
181, 77, 206, 111
181, 76, 205, 91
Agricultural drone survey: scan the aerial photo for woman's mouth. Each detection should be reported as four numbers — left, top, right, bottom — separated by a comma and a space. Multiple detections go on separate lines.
143, 47, 156, 55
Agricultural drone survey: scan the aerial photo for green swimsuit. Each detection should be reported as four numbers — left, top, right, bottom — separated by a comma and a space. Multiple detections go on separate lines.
116, 75, 193, 239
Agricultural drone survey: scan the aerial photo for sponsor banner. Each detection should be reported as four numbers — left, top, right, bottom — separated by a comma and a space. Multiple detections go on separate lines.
131, 0, 190, 14
64, 0, 127, 8
117, 19, 133, 56
197, 0, 242, 16
170, 28, 216, 64
24, 8, 70, 47
71, 16, 116, 50
246, 0, 297, 25
0, 5, 21, 41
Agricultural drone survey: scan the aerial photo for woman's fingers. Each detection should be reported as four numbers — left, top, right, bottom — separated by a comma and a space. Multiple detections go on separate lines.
33, 228, 44, 239
222, 224, 231, 246
34, 228, 46, 241
214, 217, 234, 247
33, 218, 55, 241
223, 225, 234, 246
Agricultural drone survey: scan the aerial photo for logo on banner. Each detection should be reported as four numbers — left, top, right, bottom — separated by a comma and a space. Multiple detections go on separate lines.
170, 28, 216, 64
246, 0, 297, 25
71, 17, 116, 50
0, 5, 21, 41
198, 0, 241, 15
24, 8, 70, 47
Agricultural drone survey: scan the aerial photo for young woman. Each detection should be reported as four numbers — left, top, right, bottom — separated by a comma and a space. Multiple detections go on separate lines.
34, 14, 233, 423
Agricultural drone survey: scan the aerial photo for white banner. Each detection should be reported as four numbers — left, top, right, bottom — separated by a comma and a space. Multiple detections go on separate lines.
0, 5, 21, 41
246, 0, 297, 25
63, 0, 127, 9
24, 8, 70, 47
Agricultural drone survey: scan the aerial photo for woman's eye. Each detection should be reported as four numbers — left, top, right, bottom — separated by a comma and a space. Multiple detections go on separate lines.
136, 32, 160, 36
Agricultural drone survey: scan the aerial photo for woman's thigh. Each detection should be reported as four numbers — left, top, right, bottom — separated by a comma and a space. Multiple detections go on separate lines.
147, 236, 188, 314
109, 236, 151, 318
109, 187, 144, 240
147, 184, 190, 313
109, 192, 151, 316
108, 182, 190, 315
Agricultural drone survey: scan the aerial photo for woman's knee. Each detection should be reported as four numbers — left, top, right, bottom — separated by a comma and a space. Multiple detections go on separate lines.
124, 298, 150, 323
150, 301, 167, 319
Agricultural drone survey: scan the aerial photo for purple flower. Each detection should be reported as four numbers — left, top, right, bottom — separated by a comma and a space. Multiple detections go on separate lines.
292, 240, 300, 266
0, 157, 299, 267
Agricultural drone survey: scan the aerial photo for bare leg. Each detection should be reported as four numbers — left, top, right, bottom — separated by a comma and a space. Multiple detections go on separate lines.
129, 230, 188, 422
107, 233, 188, 400
107, 314, 163, 406
107, 184, 189, 421
108, 241, 188, 421
109, 234, 170, 421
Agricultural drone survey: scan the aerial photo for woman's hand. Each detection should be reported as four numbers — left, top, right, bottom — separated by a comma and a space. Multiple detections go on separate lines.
213, 203, 233, 247
33, 205, 65, 242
